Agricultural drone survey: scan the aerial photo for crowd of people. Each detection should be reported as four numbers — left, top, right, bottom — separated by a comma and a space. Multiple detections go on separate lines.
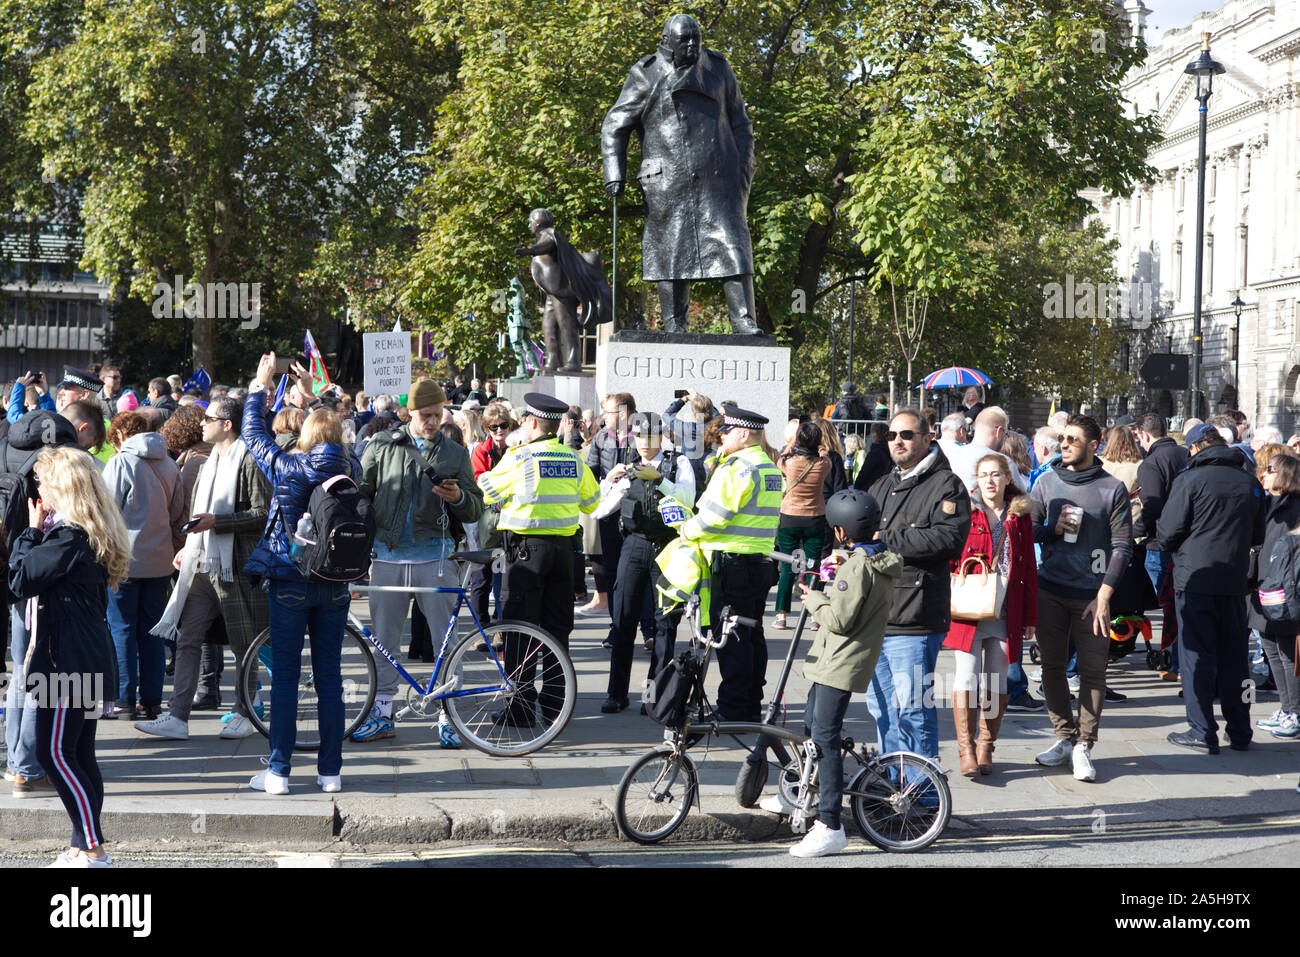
2, 360, 1298, 864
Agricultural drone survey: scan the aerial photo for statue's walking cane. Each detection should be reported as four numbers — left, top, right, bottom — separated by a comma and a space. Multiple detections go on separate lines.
610, 193, 618, 330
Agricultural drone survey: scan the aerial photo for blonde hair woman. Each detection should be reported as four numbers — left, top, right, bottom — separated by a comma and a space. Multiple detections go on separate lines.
9, 447, 129, 866
455, 409, 487, 447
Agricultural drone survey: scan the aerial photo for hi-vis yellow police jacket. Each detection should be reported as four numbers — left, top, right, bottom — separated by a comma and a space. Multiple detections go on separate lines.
677, 443, 781, 555
478, 436, 600, 536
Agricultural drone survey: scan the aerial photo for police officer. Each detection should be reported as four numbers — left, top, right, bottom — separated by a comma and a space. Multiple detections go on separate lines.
595, 411, 699, 714
478, 392, 600, 726
676, 404, 782, 721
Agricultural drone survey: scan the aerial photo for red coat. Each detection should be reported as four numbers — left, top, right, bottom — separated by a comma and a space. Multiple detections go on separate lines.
471, 439, 504, 479
944, 491, 1037, 660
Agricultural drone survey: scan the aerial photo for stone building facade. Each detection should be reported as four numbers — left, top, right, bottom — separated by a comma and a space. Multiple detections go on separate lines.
1097, 0, 1300, 432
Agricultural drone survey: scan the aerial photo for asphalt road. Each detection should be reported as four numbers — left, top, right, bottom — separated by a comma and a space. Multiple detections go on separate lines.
5, 809, 1298, 868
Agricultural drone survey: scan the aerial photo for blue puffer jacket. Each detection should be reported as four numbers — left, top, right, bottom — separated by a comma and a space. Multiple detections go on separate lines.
241, 390, 349, 584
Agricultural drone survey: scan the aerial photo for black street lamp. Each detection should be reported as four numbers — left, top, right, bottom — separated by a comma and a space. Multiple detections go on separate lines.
1184, 31, 1225, 420
1231, 292, 1245, 399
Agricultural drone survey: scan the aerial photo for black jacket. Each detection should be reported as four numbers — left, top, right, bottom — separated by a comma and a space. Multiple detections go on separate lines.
1154, 444, 1267, 595
8, 524, 117, 695
868, 444, 972, 634
853, 441, 892, 493
1134, 437, 1189, 541
1248, 493, 1300, 635
822, 449, 847, 502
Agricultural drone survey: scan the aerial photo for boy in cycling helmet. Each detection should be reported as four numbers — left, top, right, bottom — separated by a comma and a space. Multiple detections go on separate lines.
762, 488, 902, 857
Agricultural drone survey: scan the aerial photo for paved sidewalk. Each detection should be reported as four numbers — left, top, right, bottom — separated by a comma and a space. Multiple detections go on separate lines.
3, 603, 1298, 845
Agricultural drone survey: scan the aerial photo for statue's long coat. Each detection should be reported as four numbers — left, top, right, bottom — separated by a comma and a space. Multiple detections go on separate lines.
602, 47, 755, 282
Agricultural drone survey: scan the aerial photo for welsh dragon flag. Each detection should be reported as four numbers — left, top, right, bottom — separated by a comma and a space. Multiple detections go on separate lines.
304, 330, 332, 395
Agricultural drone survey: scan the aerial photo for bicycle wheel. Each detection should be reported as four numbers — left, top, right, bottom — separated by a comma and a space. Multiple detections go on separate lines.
441, 619, 576, 757
615, 747, 698, 844
849, 751, 951, 852
237, 625, 377, 751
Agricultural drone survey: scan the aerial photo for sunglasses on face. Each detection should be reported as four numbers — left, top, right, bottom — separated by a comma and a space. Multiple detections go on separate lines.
886, 430, 925, 441
1060, 434, 1089, 447
489, 423, 511, 433
203, 415, 228, 424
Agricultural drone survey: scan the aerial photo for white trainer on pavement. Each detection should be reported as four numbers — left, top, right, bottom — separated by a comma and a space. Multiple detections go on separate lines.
759, 791, 796, 815
219, 714, 258, 739
250, 769, 290, 795
1027, 668, 1043, 684
316, 774, 342, 793
1072, 743, 1096, 782
134, 713, 189, 740
1067, 674, 1081, 693
790, 821, 849, 858
1035, 738, 1073, 767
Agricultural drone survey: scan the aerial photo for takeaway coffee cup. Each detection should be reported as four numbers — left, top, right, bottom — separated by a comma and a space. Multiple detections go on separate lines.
1062, 505, 1083, 543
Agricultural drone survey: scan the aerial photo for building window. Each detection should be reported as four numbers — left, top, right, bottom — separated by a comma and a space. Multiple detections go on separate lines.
1209, 166, 1217, 200
1205, 234, 1214, 295
1174, 240, 1183, 302
1243, 154, 1251, 191
1179, 176, 1185, 208
1238, 225, 1248, 289
1134, 195, 1141, 226
1229, 326, 1238, 362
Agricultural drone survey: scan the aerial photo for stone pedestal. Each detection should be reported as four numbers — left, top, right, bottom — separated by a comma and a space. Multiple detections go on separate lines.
498, 373, 598, 413
596, 331, 789, 427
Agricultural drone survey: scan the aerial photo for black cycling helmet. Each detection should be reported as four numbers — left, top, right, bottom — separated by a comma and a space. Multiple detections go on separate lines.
825, 489, 881, 542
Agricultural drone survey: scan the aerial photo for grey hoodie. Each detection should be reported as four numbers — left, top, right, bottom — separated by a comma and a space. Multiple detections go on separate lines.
103, 431, 187, 579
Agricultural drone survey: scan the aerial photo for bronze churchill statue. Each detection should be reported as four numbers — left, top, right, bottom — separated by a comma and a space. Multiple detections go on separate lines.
602, 13, 761, 335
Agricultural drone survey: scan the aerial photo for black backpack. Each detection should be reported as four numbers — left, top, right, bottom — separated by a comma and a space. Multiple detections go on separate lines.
1257, 531, 1300, 624
284, 474, 376, 583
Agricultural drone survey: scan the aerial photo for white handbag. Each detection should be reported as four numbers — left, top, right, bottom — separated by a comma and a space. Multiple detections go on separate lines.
950, 534, 1009, 622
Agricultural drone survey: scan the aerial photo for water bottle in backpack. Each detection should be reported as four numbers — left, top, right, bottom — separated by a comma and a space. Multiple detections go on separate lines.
291, 513, 315, 559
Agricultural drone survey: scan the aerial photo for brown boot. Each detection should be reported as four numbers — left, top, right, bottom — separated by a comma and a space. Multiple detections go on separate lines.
953, 692, 978, 777
976, 694, 1009, 775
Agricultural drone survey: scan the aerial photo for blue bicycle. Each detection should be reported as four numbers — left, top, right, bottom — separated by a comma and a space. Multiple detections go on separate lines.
236, 551, 577, 757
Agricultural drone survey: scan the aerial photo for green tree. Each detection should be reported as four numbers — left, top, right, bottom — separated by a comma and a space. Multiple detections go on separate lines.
403, 0, 1159, 372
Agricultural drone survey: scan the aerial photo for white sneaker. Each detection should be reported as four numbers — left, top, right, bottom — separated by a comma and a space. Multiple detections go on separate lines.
759, 791, 796, 815
1072, 743, 1096, 782
1067, 674, 1081, 693
1035, 739, 1073, 767
250, 769, 289, 795
47, 849, 113, 868
134, 713, 189, 740
789, 821, 848, 858
1027, 668, 1043, 684
316, 774, 342, 793
219, 714, 258, 739
3, 769, 14, 783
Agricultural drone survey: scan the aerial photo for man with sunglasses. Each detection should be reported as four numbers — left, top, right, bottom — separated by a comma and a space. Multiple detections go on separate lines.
1028, 414, 1133, 781
136, 396, 272, 740
864, 409, 971, 763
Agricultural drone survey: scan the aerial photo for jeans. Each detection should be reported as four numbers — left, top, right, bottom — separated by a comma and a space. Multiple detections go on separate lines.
1006, 643, 1028, 701
5, 604, 43, 779
267, 580, 350, 778
106, 577, 169, 708
805, 683, 852, 829
1145, 549, 1179, 675
864, 632, 944, 759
